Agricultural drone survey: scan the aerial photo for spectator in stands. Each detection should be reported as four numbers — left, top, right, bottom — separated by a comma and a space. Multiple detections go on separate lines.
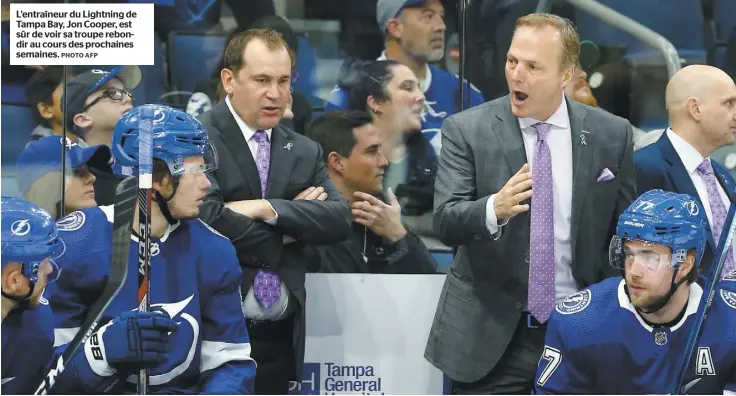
16, 136, 109, 219
63, 66, 140, 205
424, 13, 636, 394
635, 64, 736, 279
337, 59, 442, 246
24, 66, 85, 146
307, 110, 436, 274
325, 0, 485, 156
564, 40, 599, 107
197, 28, 351, 395
187, 16, 312, 135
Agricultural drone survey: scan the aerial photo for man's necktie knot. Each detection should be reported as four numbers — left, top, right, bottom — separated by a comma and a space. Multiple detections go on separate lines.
253, 129, 269, 144
533, 122, 553, 141
697, 159, 715, 176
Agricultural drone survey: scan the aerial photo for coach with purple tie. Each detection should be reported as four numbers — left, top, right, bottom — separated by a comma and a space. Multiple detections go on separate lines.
424, 13, 636, 394
197, 28, 351, 394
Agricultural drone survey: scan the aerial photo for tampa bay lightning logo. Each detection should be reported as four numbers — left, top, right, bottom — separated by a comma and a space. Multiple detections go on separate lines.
685, 200, 700, 216
57, 211, 86, 232
10, 219, 31, 236
126, 294, 199, 385
720, 289, 736, 310
555, 289, 592, 315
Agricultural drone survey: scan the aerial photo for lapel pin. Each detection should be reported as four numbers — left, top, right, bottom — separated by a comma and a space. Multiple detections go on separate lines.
284, 142, 293, 151
580, 133, 587, 146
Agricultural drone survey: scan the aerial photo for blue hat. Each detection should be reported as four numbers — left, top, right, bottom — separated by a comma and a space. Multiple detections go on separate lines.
16, 136, 111, 195
376, 0, 426, 33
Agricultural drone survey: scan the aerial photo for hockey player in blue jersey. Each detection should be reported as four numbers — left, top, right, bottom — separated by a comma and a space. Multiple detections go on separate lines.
1, 196, 65, 394
44, 104, 256, 394
534, 189, 736, 394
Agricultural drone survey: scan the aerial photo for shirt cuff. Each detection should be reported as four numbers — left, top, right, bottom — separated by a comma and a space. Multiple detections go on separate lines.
263, 200, 278, 225
485, 194, 508, 237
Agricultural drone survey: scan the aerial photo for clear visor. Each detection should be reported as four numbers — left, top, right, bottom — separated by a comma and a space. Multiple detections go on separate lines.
171, 142, 218, 177
609, 236, 680, 271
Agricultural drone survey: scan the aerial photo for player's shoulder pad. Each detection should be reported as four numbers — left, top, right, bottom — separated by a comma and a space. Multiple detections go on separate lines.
56, 205, 110, 232
555, 288, 593, 315
195, 218, 228, 240
718, 272, 736, 310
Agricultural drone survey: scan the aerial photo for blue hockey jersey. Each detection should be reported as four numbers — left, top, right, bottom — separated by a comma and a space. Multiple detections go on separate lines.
1, 298, 55, 395
45, 205, 256, 394
324, 60, 485, 155
535, 276, 736, 395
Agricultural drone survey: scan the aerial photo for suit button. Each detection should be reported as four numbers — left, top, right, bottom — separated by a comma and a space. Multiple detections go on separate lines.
525, 254, 530, 264
473, 234, 482, 241
375, 246, 384, 255
516, 302, 523, 310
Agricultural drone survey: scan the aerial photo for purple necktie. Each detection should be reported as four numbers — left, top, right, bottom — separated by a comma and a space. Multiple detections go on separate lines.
697, 159, 734, 277
252, 130, 281, 309
528, 122, 555, 323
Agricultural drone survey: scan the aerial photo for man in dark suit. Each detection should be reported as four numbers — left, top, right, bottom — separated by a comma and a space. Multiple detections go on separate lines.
424, 13, 636, 394
635, 64, 736, 279
197, 28, 352, 394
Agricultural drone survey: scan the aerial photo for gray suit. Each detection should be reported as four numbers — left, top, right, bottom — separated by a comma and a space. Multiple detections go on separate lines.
424, 96, 636, 383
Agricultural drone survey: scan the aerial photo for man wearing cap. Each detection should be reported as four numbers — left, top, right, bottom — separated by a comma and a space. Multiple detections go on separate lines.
63, 65, 140, 205
24, 66, 86, 146
325, 0, 485, 156
565, 40, 599, 107
16, 135, 110, 219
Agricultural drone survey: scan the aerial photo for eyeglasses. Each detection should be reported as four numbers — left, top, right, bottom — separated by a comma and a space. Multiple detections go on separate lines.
83, 88, 133, 111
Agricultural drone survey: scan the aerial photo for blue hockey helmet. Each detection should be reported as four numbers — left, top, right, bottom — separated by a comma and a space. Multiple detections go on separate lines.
111, 104, 217, 179
610, 189, 707, 271
1, 196, 64, 284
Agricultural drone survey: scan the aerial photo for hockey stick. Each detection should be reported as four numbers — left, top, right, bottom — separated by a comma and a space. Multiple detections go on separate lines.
34, 176, 137, 395
135, 106, 154, 395
672, 201, 736, 394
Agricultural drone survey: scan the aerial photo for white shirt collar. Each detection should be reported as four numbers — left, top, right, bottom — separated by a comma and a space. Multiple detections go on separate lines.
666, 128, 707, 174
518, 93, 570, 132
377, 51, 432, 94
225, 95, 272, 142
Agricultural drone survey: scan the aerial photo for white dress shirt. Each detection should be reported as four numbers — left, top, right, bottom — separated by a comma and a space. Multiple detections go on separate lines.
486, 96, 578, 303
667, 128, 735, 263
225, 95, 292, 321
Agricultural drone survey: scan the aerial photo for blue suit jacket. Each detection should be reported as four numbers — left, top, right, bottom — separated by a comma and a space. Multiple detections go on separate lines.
634, 132, 736, 276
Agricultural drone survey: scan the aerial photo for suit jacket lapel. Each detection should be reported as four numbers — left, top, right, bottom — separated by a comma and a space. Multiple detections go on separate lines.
569, 99, 592, 247
493, 98, 527, 173
657, 133, 717, 249
713, 162, 736, 205
213, 102, 261, 198
265, 125, 295, 199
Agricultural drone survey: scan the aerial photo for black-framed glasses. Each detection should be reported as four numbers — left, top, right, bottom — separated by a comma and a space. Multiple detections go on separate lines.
83, 88, 133, 111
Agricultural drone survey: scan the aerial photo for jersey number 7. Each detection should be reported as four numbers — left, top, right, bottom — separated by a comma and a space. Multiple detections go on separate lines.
537, 345, 562, 386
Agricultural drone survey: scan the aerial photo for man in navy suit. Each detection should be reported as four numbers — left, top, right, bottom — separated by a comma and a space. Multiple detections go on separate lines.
635, 65, 736, 278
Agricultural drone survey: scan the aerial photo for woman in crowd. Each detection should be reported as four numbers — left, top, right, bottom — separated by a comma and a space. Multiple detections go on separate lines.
16, 135, 109, 219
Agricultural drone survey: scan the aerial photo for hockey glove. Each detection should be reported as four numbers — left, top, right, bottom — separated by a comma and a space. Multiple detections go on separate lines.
84, 311, 178, 374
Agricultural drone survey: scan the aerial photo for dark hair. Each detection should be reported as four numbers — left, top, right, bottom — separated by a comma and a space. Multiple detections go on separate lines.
221, 28, 295, 76
308, 110, 373, 163
24, 66, 70, 128
337, 59, 402, 113
212, 17, 298, 79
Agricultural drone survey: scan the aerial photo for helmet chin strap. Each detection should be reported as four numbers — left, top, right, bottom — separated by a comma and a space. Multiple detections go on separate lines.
1, 274, 36, 312
155, 177, 180, 226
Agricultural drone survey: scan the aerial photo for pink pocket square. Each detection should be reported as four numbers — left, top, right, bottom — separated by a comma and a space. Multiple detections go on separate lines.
597, 168, 615, 182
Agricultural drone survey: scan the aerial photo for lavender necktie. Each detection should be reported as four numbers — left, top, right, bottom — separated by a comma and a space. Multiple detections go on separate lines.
528, 122, 555, 323
697, 159, 734, 277
252, 130, 281, 309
